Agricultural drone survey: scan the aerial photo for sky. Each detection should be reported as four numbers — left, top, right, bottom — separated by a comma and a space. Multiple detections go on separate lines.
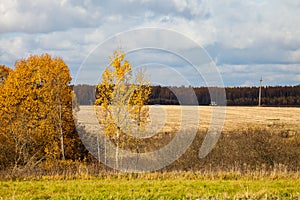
0, 0, 300, 87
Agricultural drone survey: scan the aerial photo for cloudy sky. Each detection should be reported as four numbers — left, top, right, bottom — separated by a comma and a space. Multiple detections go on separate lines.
1, 0, 300, 87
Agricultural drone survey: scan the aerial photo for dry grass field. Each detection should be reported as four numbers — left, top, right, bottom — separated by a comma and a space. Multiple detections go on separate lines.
78, 105, 300, 135
172, 106, 300, 133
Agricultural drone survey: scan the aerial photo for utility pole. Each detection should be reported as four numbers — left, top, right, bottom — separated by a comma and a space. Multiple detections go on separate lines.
258, 77, 262, 107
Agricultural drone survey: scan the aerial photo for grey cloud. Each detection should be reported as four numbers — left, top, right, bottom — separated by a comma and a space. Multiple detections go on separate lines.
206, 42, 300, 66
0, 0, 211, 33
0, 0, 102, 33
218, 64, 300, 86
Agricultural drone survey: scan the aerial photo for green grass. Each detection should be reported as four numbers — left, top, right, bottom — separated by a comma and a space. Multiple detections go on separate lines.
0, 178, 299, 199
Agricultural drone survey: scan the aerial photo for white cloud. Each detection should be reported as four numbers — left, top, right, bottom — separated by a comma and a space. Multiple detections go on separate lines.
208, 1, 300, 50
0, 0, 300, 86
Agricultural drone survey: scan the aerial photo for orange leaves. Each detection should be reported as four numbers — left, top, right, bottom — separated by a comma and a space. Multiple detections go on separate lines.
0, 54, 78, 169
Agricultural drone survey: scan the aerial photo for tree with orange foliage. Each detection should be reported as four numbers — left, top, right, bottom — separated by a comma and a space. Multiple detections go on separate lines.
0, 54, 79, 173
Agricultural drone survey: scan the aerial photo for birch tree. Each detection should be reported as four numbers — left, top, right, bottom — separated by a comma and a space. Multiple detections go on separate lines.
95, 50, 151, 168
0, 54, 77, 173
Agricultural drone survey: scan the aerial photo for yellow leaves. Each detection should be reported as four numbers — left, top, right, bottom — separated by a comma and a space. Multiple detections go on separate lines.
108, 50, 132, 84
95, 49, 152, 150
0, 53, 78, 168
0, 65, 12, 85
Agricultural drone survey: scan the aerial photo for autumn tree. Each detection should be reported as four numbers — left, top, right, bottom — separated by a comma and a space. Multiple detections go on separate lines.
0, 65, 12, 85
0, 65, 14, 170
0, 54, 80, 173
95, 50, 151, 168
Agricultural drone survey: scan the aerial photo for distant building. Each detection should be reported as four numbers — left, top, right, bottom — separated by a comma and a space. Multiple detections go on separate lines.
210, 101, 217, 106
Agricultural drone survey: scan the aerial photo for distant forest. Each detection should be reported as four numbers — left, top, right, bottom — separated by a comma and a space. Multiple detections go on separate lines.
74, 84, 300, 106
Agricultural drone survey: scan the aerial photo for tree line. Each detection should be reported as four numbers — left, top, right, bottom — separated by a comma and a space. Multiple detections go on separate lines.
75, 84, 300, 106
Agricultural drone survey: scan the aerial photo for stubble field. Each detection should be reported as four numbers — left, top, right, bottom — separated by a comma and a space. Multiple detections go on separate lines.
77, 105, 300, 135
146, 105, 300, 133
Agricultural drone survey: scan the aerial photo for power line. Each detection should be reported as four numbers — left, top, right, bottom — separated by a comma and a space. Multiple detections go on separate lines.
258, 77, 262, 106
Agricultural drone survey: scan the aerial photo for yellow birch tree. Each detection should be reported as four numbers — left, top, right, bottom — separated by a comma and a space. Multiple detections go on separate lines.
95, 50, 151, 168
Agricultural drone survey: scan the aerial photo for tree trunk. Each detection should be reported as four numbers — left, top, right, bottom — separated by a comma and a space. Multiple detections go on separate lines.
58, 103, 65, 160
115, 129, 119, 169
97, 134, 101, 163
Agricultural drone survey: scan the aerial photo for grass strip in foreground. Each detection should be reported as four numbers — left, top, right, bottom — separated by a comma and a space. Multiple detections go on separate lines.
0, 178, 299, 199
